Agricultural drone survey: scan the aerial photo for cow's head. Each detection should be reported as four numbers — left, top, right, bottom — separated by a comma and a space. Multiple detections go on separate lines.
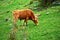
33, 14, 40, 26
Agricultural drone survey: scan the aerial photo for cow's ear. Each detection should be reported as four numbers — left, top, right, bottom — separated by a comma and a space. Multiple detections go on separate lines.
35, 16, 38, 19
35, 14, 41, 17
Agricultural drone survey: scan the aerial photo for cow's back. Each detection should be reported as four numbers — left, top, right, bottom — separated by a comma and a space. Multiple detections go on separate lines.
13, 9, 35, 20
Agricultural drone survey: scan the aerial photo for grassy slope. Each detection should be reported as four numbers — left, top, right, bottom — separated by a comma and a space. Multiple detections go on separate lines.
0, 0, 60, 40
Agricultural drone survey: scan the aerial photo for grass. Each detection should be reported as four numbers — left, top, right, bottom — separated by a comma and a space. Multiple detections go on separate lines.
0, 0, 60, 40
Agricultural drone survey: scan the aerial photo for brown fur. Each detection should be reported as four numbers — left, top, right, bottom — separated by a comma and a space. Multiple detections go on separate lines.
13, 9, 39, 26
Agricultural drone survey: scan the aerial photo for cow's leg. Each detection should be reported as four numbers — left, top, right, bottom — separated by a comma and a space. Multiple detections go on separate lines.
13, 15, 18, 28
25, 20, 28, 26
23, 17, 28, 26
19, 20, 21, 26
26, 17, 29, 26
23, 20, 27, 26
23, 20, 26, 26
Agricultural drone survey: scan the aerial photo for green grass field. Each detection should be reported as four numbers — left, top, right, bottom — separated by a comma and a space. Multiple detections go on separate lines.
0, 0, 60, 40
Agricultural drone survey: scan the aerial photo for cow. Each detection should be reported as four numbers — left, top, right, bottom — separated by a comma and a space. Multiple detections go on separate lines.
13, 9, 40, 26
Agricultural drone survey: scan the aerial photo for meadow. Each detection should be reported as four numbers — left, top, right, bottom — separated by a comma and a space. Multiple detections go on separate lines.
0, 0, 60, 40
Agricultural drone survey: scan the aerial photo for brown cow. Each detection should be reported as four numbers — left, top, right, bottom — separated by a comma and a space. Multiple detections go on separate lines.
13, 9, 40, 26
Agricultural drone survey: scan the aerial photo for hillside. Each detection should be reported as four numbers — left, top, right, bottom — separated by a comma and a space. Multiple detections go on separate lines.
0, 0, 60, 40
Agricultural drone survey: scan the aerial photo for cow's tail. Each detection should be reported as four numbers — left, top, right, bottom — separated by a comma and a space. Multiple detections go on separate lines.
13, 11, 18, 28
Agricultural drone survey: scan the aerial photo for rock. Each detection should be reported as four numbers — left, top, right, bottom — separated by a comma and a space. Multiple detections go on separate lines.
52, 1, 60, 5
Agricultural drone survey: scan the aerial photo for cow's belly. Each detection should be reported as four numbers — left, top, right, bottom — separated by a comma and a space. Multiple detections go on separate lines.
18, 16, 32, 20
18, 17, 26, 20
